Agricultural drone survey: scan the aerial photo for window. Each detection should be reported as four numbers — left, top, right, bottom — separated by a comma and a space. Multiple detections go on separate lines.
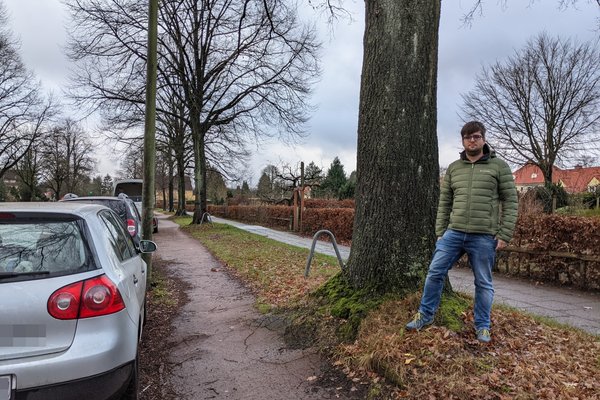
0, 219, 94, 277
99, 210, 137, 261
128, 201, 141, 221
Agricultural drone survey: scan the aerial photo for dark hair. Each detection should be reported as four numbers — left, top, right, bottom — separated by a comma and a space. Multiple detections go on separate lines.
461, 121, 486, 138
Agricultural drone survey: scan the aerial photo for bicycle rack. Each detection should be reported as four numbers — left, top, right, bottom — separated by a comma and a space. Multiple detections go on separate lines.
199, 212, 213, 226
304, 230, 345, 277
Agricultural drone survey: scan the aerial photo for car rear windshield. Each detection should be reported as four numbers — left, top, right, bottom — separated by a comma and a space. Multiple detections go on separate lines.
68, 199, 128, 221
0, 216, 97, 282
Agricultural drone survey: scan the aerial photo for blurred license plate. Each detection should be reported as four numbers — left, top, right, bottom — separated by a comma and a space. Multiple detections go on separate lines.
0, 376, 11, 400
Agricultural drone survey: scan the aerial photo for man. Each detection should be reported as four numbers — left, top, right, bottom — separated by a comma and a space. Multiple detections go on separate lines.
405, 121, 518, 343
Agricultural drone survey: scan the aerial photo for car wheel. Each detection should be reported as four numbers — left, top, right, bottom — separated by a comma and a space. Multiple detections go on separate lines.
121, 352, 139, 400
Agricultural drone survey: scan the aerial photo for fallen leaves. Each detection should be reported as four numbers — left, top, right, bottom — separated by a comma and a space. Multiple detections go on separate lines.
335, 297, 600, 399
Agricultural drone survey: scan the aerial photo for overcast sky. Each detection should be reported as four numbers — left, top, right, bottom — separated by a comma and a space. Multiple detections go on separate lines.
4, 0, 599, 185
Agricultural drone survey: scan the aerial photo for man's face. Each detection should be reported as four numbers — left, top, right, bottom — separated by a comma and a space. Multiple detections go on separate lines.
462, 131, 485, 156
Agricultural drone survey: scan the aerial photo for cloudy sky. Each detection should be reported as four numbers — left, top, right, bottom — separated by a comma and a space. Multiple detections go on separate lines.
4, 0, 599, 185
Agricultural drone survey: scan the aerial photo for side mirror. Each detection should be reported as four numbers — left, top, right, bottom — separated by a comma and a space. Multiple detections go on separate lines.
138, 240, 157, 253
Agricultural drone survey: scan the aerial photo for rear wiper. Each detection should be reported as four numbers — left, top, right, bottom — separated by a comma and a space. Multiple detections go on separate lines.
0, 271, 50, 280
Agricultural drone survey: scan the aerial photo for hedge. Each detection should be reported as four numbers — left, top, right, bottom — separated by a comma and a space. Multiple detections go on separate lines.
204, 204, 600, 289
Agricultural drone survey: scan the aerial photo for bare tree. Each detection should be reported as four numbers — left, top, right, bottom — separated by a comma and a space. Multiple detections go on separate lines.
160, 0, 320, 222
41, 119, 96, 199
13, 147, 43, 201
460, 1, 600, 26
156, 86, 192, 214
575, 154, 598, 167
256, 164, 282, 201
461, 33, 600, 185
116, 146, 144, 179
65, 0, 320, 222
0, 2, 53, 179
266, 161, 323, 204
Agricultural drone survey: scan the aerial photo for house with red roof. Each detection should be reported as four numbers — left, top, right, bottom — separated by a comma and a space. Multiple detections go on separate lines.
557, 166, 600, 194
513, 162, 600, 194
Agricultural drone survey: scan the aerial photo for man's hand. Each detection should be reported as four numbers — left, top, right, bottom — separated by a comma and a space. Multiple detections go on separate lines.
496, 238, 507, 250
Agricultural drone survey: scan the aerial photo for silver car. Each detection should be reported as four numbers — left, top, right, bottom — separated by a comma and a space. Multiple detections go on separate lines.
0, 202, 156, 400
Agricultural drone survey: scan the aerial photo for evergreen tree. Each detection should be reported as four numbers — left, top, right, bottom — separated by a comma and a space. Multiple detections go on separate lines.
0, 180, 7, 201
241, 181, 250, 195
101, 174, 113, 195
304, 161, 324, 187
339, 170, 357, 200
321, 157, 347, 198
257, 172, 272, 198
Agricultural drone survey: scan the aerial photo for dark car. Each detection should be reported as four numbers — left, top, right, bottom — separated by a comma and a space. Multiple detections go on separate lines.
112, 180, 158, 233
61, 194, 143, 246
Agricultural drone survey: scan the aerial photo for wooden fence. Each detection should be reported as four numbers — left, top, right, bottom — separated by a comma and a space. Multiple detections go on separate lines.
494, 246, 600, 290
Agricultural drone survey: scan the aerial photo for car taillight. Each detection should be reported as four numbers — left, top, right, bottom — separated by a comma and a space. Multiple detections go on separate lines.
48, 275, 125, 320
48, 281, 83, 320
127, 219, 136, 236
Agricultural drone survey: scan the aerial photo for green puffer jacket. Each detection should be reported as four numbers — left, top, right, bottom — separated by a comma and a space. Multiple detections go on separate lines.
435, 144, 518, 243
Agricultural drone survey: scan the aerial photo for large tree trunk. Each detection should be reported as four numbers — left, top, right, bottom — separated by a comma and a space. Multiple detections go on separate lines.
191, 127, 207, 223
167, 161, 174, 212
175, 158, 186, 216
539, 161, 553, 187
346, 1, 442, 293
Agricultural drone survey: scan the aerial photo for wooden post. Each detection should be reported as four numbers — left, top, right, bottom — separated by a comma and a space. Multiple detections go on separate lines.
580, 261, 587, 289
292, 188, 299, 231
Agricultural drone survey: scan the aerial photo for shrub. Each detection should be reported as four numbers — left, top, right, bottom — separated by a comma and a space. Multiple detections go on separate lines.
302, 208, 354, 242
304, 199, 355, 209
529, 184, 569, 213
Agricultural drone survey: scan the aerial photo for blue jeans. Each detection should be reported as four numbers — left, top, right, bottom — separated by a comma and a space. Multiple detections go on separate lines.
418, 229, 497, 330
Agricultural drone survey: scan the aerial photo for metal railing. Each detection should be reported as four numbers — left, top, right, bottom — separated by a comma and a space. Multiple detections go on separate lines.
199, 212, 213, 226
304, 230, 345, 277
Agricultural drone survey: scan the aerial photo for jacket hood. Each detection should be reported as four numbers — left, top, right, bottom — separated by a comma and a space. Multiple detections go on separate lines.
460, 143, 496, 161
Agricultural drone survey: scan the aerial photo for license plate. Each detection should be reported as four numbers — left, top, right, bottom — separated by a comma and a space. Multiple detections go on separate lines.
0, 375, 12, 400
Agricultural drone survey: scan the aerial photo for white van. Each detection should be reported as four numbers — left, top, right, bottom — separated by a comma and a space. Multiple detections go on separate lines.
113, 179, 143, 203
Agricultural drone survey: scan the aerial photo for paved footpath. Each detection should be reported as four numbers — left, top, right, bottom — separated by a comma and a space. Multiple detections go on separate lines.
154, 217, 362, 399
211, 217, 600, 336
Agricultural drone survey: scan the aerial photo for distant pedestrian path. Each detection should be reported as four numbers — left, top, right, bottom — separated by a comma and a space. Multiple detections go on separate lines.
210, 216, 600, 335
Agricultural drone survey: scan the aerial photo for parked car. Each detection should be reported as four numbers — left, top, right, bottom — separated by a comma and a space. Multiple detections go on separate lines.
113, 180, 158, 234
61, 194, 143, 245
0, 202, 156, 400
